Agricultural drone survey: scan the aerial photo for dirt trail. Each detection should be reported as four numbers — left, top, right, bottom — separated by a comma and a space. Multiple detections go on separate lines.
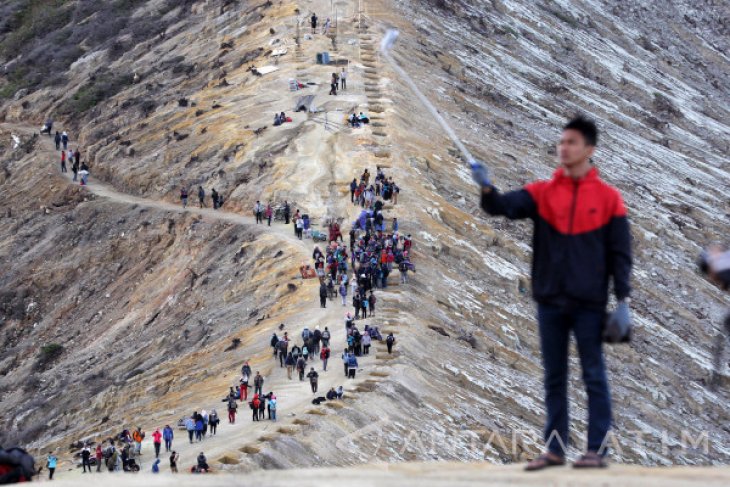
3, 0, 402, 475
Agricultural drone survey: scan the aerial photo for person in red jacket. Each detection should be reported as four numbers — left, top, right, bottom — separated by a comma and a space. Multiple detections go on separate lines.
251, 394, 261, 422
95, 444, 103, 472
474, 116, 632, 470
152, 428, 162, 459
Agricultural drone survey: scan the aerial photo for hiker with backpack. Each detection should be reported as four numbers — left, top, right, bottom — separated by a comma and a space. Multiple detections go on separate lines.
320, 344, 330, 371
474, 116, 632, 471
307, 367, 319, 393
278, 337, 289, 367
208, 410, 219, 435
227, 397, 238, 424
347, 353, 358, 379
61, 131, 69, 150
386, 332, 396, 354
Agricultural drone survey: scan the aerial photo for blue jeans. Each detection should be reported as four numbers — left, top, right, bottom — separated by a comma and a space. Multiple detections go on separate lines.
537, 303, 611, 457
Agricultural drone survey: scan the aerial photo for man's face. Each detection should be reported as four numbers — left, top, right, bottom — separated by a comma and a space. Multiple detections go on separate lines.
558, 129, 595, 167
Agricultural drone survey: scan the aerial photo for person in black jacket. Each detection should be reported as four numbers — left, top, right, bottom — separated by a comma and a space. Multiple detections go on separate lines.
474, 116, 632, 471
306, 368, 319, 393
319, 282, 327, 308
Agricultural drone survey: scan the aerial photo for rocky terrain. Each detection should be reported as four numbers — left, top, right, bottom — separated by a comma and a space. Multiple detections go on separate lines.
0, 0, 728, 479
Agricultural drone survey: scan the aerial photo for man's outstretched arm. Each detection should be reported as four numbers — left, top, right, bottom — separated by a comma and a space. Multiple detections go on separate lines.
480, 186, 538, 220
472, 161, 538, 220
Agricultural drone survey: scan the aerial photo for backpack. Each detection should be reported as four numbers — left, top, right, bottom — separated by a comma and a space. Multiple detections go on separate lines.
386, 335, 395, 344
0, 448, 36, 483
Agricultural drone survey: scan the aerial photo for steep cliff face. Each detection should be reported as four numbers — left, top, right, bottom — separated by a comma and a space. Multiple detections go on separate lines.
0, 0, 728, 473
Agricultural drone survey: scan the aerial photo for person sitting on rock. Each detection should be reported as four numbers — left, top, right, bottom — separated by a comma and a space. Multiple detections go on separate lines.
196, 452, 209, 472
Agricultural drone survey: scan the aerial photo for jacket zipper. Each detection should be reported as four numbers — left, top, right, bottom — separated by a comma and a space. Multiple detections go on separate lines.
567, 180, 579, 234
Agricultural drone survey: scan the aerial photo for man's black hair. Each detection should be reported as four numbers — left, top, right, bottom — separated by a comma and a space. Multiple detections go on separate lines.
563, 115, 598, 146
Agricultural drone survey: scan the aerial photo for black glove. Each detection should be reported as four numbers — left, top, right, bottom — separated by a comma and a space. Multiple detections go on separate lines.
604, 300, 632, 343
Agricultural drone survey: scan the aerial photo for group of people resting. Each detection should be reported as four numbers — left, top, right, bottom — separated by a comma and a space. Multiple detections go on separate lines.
348, 112, 370, 128
274, 111, 292, 126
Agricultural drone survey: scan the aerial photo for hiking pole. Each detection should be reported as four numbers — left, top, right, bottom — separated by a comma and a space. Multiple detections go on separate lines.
380, 29, 480, 171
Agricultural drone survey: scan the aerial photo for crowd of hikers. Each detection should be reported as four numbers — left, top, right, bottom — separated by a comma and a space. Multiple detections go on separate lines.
49, 129, 89, 185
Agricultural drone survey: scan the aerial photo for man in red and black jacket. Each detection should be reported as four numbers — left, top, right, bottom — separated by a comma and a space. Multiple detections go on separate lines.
473, 116, 632, 470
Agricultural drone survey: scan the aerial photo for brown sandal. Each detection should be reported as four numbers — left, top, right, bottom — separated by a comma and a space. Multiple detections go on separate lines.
524, 453, 565, 471
573, 451, 608, 469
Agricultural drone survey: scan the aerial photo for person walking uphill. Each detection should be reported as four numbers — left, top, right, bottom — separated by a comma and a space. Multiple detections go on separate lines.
319, 281, 328, 308
473, 116, 632, 470
227, 396, 238, 424
307, 367, 319, 393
